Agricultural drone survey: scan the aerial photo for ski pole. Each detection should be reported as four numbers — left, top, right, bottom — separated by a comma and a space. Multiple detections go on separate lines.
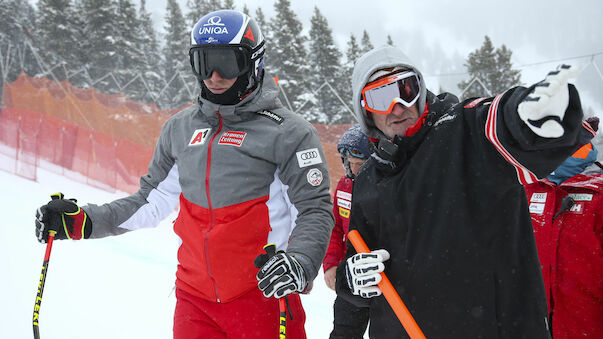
278, 297, 287, 339
33, 229, 57, 339
255, 244, 288, 339
348, 229, 426, 339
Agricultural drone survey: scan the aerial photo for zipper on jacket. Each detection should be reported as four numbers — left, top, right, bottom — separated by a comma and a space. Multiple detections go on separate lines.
204, 111, 223, 302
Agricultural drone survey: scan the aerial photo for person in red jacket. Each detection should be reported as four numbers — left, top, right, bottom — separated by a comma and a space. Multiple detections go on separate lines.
524, 128, 603, 338
323, 124, 371, 339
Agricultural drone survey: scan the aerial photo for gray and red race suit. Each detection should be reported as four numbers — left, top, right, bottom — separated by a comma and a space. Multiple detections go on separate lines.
83, 81, 334, 302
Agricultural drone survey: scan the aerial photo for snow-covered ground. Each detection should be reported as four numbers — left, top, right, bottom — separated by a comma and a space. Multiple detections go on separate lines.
0, 166, 345, 338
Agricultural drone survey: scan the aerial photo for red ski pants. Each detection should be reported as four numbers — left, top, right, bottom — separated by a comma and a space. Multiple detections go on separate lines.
173, 287, 307, 339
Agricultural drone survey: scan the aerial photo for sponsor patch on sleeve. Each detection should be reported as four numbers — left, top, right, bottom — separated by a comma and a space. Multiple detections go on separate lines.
296, 148, 322, 168
189, 128, 212, 146
337, 198, 351, 209
339, 207, 350, 218
306, 168, 323, 186
529, 202, 545, 215
530, 192, 547, 203
433, 112, 457, 127
257, 110, 284, 124
568, 193, 592, 201
336, 190, 352, 201
218, 131, 247, 147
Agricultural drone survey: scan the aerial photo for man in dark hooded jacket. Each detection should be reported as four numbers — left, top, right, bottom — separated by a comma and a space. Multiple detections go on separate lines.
335, 46, 596, 338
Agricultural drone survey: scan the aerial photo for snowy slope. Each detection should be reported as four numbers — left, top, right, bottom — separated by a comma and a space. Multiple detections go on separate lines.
0, 167, 342, 338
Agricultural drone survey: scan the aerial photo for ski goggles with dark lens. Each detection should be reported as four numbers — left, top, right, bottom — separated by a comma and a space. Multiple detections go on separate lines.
339, 147, 368, 159
361, 71, 421, 114
189, 45, 251, 80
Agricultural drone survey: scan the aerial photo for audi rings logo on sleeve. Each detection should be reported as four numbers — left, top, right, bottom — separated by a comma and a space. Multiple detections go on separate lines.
307, 168, 323, 187
296, 147, 323, 168
301, 150, 318, 160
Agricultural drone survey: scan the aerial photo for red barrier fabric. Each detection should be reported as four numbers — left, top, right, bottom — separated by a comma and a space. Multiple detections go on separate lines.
0, 73, 351, 194
0, 108, 153, 192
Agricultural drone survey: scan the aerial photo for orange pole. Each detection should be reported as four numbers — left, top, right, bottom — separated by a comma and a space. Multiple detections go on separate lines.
347, 229, 426, 339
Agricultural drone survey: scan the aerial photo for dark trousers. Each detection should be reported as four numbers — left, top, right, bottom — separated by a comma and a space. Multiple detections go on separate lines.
329, 295, 370, 339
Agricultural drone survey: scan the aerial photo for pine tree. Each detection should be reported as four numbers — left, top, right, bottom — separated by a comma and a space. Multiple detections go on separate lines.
345, 34, 362, 69
494, 45, 521, 89
360, 30, 374, 54
185, 0, 226, 27
308, 6, 346, 123
458, 35, 521, 99
65, 0, 90, 87
341, 34, 362, 104
269, 0, 310, 112
35, 0, 81, 80
255, 7, 268, 33
387, 35, 394, 46
80, 0, 121, 93
208, 0, 222, 11
137, 0, 164, 104
223, 0, 235, 10
185, 0, 211, 28
242, 4, 249, 15
162, 0, 194, 108
0, 0, 37, 107
114, 0, 147, 99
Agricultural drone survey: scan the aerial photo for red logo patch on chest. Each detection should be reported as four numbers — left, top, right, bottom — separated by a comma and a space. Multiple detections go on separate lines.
218, 131, 247, 147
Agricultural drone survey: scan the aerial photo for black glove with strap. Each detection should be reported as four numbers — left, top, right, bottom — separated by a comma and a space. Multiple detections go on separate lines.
35, 193, 92, 243
255, 244, 307, 298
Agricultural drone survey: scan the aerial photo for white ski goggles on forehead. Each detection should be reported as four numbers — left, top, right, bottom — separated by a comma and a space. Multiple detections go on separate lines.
361, 71, 421, 114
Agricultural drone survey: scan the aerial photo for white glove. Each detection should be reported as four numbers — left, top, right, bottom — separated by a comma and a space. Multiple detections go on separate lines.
517, 64, 579, 138
345, 249, 390, 298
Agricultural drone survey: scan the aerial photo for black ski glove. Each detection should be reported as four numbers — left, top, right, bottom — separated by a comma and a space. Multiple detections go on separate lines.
255, 244, 307, 298
35, 193, 92, 243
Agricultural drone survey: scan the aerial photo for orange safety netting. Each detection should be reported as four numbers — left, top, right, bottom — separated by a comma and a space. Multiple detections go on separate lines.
2, 73, 177, 148
0, 108, 154, 193
0, 73, 352, 194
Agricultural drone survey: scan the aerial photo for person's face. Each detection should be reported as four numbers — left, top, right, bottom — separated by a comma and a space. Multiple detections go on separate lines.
348, 156, 367, 176
372, 103, 419, 139
203, 70, 237, 94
